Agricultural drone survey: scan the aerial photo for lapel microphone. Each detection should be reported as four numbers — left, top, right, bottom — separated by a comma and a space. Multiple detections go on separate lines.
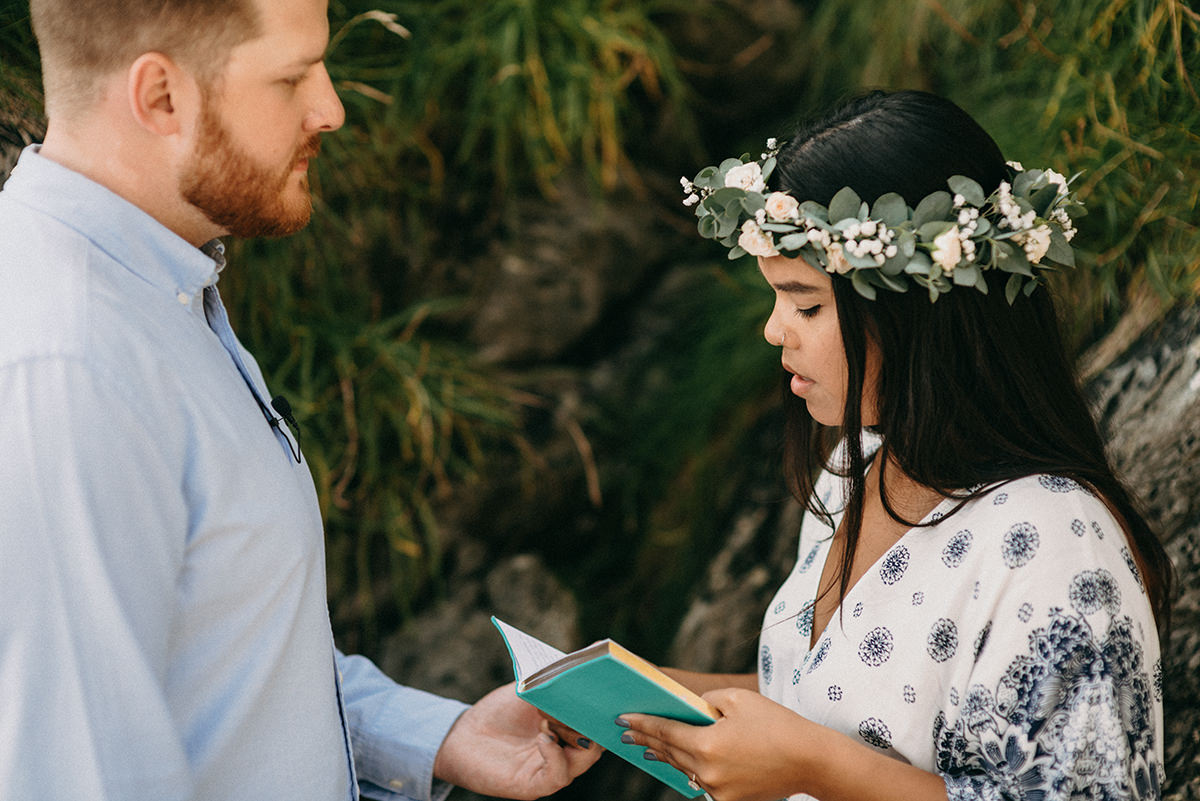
271, 395, 299, 433
269, 395, 302, 464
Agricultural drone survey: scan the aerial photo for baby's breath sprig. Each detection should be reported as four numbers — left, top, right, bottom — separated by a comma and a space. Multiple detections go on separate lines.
683, 143, 1084, 303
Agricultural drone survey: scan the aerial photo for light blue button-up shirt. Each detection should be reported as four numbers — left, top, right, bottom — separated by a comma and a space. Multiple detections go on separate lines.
0, 147, 468, 801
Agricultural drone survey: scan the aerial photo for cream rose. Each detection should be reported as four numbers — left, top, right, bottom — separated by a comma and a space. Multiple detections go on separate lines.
738, 220, 778, 257
1044, 168, 1068, 194
931, 226, 963, 272
1022, 224, 1053, 263
725, 162, 766, 193
764, 192, 799, 221
825, 242, 852, 274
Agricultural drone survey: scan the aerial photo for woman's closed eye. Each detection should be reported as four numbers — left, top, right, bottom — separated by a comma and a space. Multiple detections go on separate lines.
795, 305, 821, 319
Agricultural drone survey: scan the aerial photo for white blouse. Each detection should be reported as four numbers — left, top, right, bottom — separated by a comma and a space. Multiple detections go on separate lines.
759, 441, 1164, 801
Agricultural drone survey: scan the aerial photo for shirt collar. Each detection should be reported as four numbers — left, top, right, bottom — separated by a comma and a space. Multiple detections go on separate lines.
4, 145, 225, 306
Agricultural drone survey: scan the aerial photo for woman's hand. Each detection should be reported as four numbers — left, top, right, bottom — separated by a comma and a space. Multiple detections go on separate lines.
618, 687, 815, 801
619, 688, 949, 801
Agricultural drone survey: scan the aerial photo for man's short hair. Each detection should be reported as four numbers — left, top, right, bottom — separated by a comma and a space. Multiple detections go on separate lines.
31, 0, 261, 116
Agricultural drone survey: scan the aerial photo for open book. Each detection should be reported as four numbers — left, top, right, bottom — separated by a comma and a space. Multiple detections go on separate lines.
492, 617, 718, 798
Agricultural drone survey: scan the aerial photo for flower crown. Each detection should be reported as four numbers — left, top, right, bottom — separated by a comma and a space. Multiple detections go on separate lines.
681, 140, 1085, 302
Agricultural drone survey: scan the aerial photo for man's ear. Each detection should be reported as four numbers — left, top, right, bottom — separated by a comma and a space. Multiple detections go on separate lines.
127, 52, 199, 137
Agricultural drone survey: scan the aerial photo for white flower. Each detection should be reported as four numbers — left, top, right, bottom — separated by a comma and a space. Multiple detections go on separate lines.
725, 162, 766, 193
932, 226, 963, 272
825, 242, 852, 274
1044, 168, 1068, 193
766, 137, 778, 150
738, 220, 778, 257
683, 193, 700, 207
1007, 160, 1025, 171
764, 192, 799, 221
860, 220, 878, 237
1022, 224, 1053, 263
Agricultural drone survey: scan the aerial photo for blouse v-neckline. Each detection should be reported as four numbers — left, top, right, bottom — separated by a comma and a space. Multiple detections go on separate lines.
807, 492, 958, 652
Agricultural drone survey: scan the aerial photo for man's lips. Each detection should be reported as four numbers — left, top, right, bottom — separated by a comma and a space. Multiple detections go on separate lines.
293, 137, 322, 171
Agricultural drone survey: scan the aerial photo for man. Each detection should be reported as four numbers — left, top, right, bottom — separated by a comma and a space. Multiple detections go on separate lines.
0, 0, 598, 798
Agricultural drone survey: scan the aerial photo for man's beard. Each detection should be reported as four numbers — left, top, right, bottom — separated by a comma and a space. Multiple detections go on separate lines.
180, 99, 320, 239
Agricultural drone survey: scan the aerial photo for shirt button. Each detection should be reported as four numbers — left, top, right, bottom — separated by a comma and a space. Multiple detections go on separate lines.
177, 291, 190, 305
388, 779, 405, 790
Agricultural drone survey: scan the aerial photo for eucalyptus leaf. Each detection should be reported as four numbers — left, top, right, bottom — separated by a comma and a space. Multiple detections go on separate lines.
799, 201, 829, 224
693, 166, 718, 188
698, 214, 718, 239
898, 230, 917, 258
845, 250, 881, 269
851, 269, 878, 300
760, 222, 799, 233
740, 192, 766, 215
952, 263, 981, 286
904, 251, 933, 275
1005, 273, 1023, 305
778, 233, 809, 250
947, 175, 986, 207
880, 254, 907, 276
705, 186, 744, 208
1045, 230, 1074, 266
715, 212, 739, 239
1030, 184, 1059, 217
728, 245, 747, 260
1012, 169, 1038, 197
912, 191, 952, 227
828, 186, 863, 223
878, 271, 909, 292
761, 156, 777, 183
870, 193, 908, 227
918, 220, 955, 239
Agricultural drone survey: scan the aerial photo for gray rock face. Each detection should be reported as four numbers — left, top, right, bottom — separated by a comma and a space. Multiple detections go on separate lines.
1086, 303, 1200, 799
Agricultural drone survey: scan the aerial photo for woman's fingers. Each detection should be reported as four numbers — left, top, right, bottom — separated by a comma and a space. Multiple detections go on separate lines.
539, 713, 597, 751
617, 714, 697, 776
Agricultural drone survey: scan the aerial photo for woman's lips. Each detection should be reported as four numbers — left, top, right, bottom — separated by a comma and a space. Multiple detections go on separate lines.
788, 370, 814, 396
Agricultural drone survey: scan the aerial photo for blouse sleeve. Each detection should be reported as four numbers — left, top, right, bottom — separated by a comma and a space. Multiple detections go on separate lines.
933, 478, 1164, 801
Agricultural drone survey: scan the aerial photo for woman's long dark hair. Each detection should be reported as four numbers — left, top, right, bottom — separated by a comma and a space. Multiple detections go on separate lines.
773, 90, 1174, 636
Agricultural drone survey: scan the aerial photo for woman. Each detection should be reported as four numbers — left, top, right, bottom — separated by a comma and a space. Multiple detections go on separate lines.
617, 91, 1173, 801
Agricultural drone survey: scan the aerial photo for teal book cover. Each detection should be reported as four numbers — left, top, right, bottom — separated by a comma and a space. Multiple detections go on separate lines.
492, 617, 718, 798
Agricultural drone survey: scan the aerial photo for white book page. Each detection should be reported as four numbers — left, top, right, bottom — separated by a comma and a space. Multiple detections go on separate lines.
493, 617, 569, 682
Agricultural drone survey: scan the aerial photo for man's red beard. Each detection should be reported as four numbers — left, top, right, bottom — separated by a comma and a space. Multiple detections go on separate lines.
180, 98, 321, 239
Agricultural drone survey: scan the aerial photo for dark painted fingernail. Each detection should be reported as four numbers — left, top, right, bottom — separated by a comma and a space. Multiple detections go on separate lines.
620, 732, 635, 744
643, 750, 659, 761
615, 717, 631, 728
577, 737, 592, 748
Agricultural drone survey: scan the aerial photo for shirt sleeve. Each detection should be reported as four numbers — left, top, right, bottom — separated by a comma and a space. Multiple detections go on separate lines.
0, 357, 194, 800
933, 482, 1164, 801
336, 651, 469, 801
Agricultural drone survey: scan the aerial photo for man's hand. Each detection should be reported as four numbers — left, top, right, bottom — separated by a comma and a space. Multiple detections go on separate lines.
433, 682, 601, 799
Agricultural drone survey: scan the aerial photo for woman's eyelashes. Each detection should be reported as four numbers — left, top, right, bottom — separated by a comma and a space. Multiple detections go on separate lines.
794, 304, 821, 319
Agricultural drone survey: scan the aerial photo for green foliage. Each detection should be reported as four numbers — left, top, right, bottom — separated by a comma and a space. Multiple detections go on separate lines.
221, 0, 699, 650
326, 0, 695, 201
794, 0, 1200, 343
0, 2, 42, 138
